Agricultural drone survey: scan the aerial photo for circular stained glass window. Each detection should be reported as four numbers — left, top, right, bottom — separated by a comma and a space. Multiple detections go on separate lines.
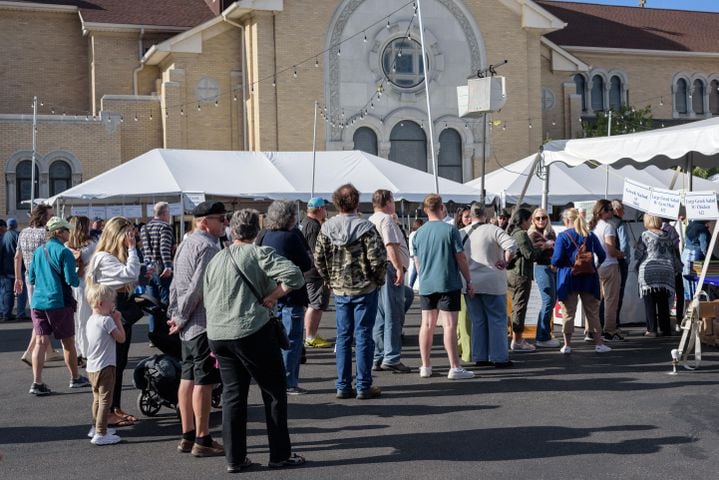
382, 38, 426, 89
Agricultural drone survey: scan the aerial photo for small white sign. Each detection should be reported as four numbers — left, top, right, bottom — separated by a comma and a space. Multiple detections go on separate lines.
89, 207, 107, 219
184, 192, 206, 210
622, 179, 651, 212
685, 191, 719, 220
106, 205, 124, 218
169, 202, 183, 216
122, 205, 143, 218
648, 188, 681, 219
70, 206, 90, 217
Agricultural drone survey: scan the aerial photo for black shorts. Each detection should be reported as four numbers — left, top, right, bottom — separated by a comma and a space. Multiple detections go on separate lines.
420, 290, 462, 312
306, 279, 330, 311
181, 333, 220, 385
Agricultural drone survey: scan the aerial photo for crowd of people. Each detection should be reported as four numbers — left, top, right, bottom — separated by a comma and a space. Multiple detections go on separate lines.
4, 184, 707, 474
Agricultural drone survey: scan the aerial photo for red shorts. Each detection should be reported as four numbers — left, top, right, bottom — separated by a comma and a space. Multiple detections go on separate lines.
31, 306, 76, 340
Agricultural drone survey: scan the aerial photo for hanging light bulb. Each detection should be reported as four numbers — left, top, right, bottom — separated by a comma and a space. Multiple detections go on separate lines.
551, 121, 556, 126
370, 102, 375, 109
293, 66, 298, 78
233, 94, 238, 101
197, 104, 202, 112
337, 48, 341, 56
315, 58, 319, 68
363, 32, 367, 43
659, 97, 664, 106
134, 113, 138, 122
149, 112, 153, 120
181, 108, 185, 116
120, 115, 124, 123
398, 50, 402, 57
502, 122, 507, 131
528, 120, 533, 129
165, 110, 169, 118
51, 108, 55, 114
386, 18, 390, 29
214, 100, 219, 107
272, 77, 276, 87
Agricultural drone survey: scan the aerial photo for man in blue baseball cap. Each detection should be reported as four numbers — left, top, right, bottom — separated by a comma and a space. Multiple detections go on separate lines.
0, 218, 22, 322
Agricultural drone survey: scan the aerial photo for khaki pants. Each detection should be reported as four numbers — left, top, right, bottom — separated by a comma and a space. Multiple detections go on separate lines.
89, 366, 116, 435
560, 291, 601, 336
599, 264, 621, 335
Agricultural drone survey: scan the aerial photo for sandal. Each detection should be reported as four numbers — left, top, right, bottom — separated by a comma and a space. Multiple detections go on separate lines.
112, 409, 138, 423
107, 417, 135, 428
268, 453, 306, 468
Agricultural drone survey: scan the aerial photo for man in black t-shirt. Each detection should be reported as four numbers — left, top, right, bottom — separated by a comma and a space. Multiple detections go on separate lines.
301, 197, 333, 348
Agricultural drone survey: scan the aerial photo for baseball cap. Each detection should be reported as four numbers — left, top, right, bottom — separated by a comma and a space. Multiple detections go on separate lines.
308, 197, 327, 209
46, 216, 74, 232
7, 218, 17, 227
192, 201, 227, 218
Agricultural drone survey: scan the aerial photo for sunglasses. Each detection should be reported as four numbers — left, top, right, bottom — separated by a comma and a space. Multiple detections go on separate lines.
603, 206, 613, 212
534, 216, 548, 221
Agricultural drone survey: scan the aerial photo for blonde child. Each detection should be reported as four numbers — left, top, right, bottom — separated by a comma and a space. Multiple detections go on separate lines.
85, 283, 126, 445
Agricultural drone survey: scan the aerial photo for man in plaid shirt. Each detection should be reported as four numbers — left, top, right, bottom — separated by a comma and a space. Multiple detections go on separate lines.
140, 202, 175, 332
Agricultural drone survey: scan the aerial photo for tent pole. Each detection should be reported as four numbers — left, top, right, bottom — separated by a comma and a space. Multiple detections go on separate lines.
514, 146, 543, 213
479, 113, 488, 205
311, 100, 318, 198
541, 162, 550, 211
179, 193, 185, 239
604, 110, 612, 199
688, 152, 694, 191
416, 0, 439, 194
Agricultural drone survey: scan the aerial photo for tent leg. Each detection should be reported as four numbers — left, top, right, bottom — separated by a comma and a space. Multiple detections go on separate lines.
541, 163, 550, 211
179, 193, 185, 239
514, 147, 543, 213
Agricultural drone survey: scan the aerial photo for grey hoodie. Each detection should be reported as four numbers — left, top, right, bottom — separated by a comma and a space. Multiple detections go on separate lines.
320, 214, 376, 246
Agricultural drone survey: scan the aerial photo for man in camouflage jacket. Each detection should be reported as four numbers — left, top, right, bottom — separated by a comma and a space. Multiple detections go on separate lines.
314, 183, 386, 400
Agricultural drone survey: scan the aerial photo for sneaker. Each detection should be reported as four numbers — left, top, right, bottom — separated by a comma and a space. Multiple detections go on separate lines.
510, 340, 536, 352
177, 438, 194, 453
603, 333, 624, 342
447, 367, 475, 380
69, 375, 91, 388
268, 453, 306, 468
644, 331, 657, 338
29, 382, 52, 396
560, 345, 572, 354
595, 344, 612, 353
91, 433, 122, 445
286, 387, 308, 396
226, 457, 253, 473
336, 389, 356, 399
191, 440, 225, 457
535, 338, 561, 348
88, 426, 116, 438
381, 362, 411, 373
419, 366, 432, 378
583, 334, 593, 343
356, 386, 381, 400
304, 335, 334, 348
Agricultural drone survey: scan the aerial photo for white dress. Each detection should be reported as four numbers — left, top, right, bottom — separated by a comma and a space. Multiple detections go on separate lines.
68, 240, 97, 358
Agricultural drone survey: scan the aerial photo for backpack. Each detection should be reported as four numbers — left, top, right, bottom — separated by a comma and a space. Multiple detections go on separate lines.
564, 232, 595, 276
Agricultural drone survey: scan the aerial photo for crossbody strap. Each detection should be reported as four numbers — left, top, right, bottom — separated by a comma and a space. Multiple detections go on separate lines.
462, 222, 483, 246
42, 245, 68, 286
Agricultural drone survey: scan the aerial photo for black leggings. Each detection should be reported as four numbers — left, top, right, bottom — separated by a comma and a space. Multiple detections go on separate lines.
112, 323, 132, 410
643, 289, 671, 335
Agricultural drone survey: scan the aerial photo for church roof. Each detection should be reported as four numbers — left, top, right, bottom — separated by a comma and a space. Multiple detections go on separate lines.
537, 1, 719, 53
10, 0, 215, 28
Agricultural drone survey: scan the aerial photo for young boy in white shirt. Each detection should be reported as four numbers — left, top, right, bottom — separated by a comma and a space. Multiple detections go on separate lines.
85, 283, 126, 445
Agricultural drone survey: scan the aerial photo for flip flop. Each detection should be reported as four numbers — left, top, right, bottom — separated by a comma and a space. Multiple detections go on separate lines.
112, 410, 138, 423
107, 417, 135, 428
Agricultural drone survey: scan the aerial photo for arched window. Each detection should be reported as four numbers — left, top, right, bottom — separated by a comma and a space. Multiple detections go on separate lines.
16, 160, 39, 210
574, 74, 587, 112
591, 75, 605, 112
609, 76, 622, 110
389, 121, 426, 172
710, 80, 719, 115
353, 127, 378, 155
675, 78, 688, 114
438, 128, 462, 183
49, 160, 72, 196
692, 79, 705, 114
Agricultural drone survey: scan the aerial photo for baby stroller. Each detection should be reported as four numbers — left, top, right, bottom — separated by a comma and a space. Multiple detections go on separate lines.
132, 293, 222, 417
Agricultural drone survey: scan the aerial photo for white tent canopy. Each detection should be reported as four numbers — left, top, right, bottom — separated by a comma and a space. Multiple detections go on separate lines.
542, 116, 719, 169
466, 154, 719, 206
49, 149, 485, 205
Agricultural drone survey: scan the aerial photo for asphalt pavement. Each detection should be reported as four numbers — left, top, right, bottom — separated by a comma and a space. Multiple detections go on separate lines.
1, 304, 718, 480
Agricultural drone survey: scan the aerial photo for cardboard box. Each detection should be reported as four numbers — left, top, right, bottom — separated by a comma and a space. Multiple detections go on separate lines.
698, 300, 719, 319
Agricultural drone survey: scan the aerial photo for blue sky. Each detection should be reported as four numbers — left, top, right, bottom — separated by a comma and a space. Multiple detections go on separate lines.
548, 0, 719, 12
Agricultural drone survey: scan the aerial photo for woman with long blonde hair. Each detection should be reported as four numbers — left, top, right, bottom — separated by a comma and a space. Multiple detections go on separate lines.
528, 208, 558, 348
66, 216, 97, 366
87, 216, 141, 426
551, 208, 610, 354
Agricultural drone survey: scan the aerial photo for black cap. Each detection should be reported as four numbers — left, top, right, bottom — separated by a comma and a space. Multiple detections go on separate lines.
193, 201, 227, 218
0, 219, 6, 228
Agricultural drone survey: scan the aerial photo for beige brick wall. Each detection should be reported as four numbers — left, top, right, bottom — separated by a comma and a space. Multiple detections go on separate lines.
0, 10, 88, 114
100, 98, 162, 163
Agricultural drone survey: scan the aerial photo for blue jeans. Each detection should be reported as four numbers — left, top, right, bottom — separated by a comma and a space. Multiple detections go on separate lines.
1, 275, 26, 317
465, 293, 509, 363
147, 271, 171, 333
278, 303, 305, 389
534, 265, 556, 342
373, 265, 404, 365
334, 289, 378, 394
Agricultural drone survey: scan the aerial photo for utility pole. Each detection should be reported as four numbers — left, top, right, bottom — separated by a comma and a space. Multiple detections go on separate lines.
31, 96, 38, 207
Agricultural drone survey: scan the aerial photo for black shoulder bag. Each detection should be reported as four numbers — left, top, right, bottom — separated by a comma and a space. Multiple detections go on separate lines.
42, 245, 78, 312
226, 247, 290, 350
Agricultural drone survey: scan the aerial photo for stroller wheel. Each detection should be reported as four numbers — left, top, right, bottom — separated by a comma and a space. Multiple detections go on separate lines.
211, 383, 223, 409
137, 390, 161, 417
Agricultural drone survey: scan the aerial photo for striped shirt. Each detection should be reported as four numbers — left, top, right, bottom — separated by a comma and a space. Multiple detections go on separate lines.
140, 218, 174, 270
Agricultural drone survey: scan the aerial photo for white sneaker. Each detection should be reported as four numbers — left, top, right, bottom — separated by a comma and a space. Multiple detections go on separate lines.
583, 334, 593, 343
535, 338, 560, 348
510, 340, 536, 352
88, 426, 116, 438
447, 367, 475, 380
595, 344, 612, 353
91, 433, 122, 445
419, 366, 432, 378
560, 345, 572, 354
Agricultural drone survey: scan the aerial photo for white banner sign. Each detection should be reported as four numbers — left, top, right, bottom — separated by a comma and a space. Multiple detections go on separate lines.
169, 202, 183, 216
648, 187, 681, 219
685, 192, 719, 220
106, 205, 124, 218
70, 206, 90, 217
122, 205, 143, 218
89, 207, 107, 220
622, 179, 651, 212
